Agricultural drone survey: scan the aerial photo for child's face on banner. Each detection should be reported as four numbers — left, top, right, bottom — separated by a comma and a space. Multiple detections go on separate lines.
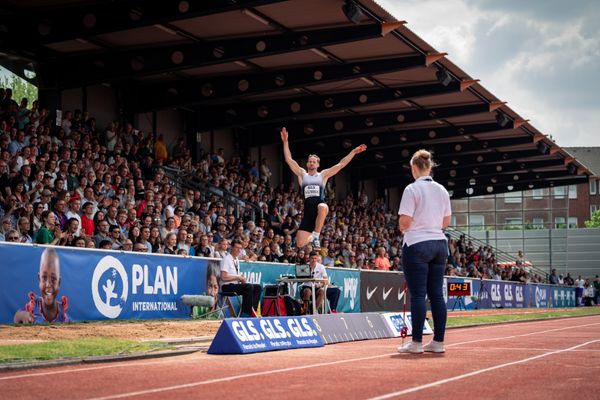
39, 258, 60, 306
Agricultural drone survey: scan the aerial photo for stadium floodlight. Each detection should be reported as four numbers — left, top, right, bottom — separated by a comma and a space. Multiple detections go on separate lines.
342, 1, 364, 24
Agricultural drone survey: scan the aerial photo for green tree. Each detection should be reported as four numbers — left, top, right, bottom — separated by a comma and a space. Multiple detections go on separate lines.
585, 209, 600, 228
0, 71, 38, 103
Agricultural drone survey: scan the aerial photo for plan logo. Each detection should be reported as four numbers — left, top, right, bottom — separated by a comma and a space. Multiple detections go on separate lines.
91, 256, 129, 318
535, 287, 547, 307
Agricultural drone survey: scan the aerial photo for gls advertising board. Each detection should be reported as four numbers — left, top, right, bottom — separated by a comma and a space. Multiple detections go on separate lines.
208, 316, 324, 354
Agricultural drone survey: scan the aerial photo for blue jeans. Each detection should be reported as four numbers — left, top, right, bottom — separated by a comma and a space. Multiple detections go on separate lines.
402, 240, 448, 342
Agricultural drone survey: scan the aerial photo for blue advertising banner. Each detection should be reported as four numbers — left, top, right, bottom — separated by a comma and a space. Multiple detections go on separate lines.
327, 267, 360, 313
208, 316, 324, 354
477, 280, 528, 309
552, 286, 577, 307
382, 312, 433, 337
0, 243, 210, 324
240, 263, 360, 314
529, 284, 551, 308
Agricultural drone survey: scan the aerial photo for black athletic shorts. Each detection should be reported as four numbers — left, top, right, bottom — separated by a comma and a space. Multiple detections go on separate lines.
298, 198, 325, 232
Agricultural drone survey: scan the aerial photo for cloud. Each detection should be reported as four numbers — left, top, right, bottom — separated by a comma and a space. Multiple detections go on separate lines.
375, 0, 600, 147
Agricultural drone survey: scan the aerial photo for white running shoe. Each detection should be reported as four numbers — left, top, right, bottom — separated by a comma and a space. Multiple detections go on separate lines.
397, 341, 423, 354
423, 340, 445, 353
311, 236, 321, 250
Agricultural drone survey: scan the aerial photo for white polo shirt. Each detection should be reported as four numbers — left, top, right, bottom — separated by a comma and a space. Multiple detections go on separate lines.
398, 176, 451, 246
310, 263, 328, 279
219, 253, 241, 287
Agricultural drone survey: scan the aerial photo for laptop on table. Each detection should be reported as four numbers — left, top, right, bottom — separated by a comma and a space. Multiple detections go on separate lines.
295, 264, 312, 279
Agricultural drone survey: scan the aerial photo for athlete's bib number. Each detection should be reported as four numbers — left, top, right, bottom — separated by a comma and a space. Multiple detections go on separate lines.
304, 185, 320, 198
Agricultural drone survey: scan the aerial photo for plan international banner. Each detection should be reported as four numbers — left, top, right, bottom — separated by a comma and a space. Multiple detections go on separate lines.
0, 243, 210, 323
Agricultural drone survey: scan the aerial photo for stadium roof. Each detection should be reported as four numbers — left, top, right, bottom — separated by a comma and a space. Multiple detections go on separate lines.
0, 0, 592, 197
563, 148, 600, 178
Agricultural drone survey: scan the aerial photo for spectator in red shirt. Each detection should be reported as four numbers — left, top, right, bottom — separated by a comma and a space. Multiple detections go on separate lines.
80, 201, 95, 236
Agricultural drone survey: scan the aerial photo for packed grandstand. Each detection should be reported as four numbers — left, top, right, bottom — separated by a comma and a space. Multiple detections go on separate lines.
0, 86, 583, 286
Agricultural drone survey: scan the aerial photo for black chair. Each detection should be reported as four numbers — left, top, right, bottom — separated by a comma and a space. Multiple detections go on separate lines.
216, 291, 242, 318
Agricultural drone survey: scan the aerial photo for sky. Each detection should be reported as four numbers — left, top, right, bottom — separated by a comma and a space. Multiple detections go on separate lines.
376, 0, 600, 147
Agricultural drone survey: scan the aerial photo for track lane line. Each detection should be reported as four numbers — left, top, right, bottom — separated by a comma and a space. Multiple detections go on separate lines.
2, 320, 598, 383
366, 338, 600, 400
87, 351, 400, 400
81, 321, 600, 400
445, 321, 600, 347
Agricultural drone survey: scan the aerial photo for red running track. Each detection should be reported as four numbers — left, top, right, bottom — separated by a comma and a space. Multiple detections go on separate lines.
1, 315, 599, 400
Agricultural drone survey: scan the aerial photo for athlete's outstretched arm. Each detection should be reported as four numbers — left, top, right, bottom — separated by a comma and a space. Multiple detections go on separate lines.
321, 144, 367, 179
281, 127, 306, 178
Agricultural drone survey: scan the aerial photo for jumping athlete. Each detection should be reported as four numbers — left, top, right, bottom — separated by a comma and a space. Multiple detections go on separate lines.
281, 127, 366, 249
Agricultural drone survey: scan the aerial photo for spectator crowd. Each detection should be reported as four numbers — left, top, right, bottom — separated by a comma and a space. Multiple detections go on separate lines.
1, 86, 597, 292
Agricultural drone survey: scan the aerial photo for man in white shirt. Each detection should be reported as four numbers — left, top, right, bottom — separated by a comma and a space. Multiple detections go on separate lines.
575, 275, 585, 306
301, 252, 341, 313
219, 240, 262, 317
65, 198, 81, 236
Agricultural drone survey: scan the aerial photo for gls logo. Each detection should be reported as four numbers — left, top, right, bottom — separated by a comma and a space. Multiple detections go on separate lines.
232, 318, 316, 342
92, 256, 128, 318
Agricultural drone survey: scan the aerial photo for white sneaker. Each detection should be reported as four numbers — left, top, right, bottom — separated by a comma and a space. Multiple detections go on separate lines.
423, 340, 445, 353
397, 341, 423, 354
311, 236, 321, 250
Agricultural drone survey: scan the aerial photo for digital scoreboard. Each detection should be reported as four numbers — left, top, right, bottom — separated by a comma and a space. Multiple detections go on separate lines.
447, 282, 471, 297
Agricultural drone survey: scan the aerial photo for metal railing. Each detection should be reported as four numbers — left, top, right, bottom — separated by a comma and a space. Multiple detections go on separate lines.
162, 166, 264, 221
445, 227, 548, 279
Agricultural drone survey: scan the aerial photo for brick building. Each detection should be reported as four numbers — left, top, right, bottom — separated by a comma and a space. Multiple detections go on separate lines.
451, 147, 599, 231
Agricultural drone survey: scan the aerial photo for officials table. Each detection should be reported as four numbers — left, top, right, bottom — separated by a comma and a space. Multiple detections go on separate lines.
277, 277, 329, 315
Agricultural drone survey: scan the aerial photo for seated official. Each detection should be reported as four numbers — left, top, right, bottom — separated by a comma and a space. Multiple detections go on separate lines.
220, 240, 262, 318
301, 251, 341, 313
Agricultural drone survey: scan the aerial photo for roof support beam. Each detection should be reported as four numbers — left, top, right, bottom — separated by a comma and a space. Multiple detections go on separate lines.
448, 175, 589, 198
195, 79, 475, 129
277, 121, 519, 149
441, 169, 577, 191
335, 135, 533, 159
0, 0, 290, 49
51, 22, 408, 88
348, 148, 548, 178
376, 171, 589, 196
137, 53, 443, 110
355, 157, 565, 181
250, 101, 503, 139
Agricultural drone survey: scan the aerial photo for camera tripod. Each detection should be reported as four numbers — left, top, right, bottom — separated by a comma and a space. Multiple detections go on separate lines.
474, 278, 490, 310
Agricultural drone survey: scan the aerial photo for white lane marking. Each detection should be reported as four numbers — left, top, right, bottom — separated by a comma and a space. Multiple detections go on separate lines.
1, 317, 598, 390
454, 346, 600, 352
85, 321, 600, 400
446, 321, 600, 347
87, 352, 399, 400
0, 357, 198, 381
366, 339, 600, 400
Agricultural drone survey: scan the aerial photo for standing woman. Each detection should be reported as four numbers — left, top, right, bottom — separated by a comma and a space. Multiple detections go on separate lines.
397, 150, 451, 354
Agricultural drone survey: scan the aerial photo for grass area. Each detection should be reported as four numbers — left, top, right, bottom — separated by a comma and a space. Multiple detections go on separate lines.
446, 307, 600, 328
0, 337, 172, 364
1, 308, 599, 365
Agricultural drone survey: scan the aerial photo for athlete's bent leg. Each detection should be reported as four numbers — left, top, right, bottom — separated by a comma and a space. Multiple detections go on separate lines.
296, 230, 312, 247
314, 203, 329, 235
